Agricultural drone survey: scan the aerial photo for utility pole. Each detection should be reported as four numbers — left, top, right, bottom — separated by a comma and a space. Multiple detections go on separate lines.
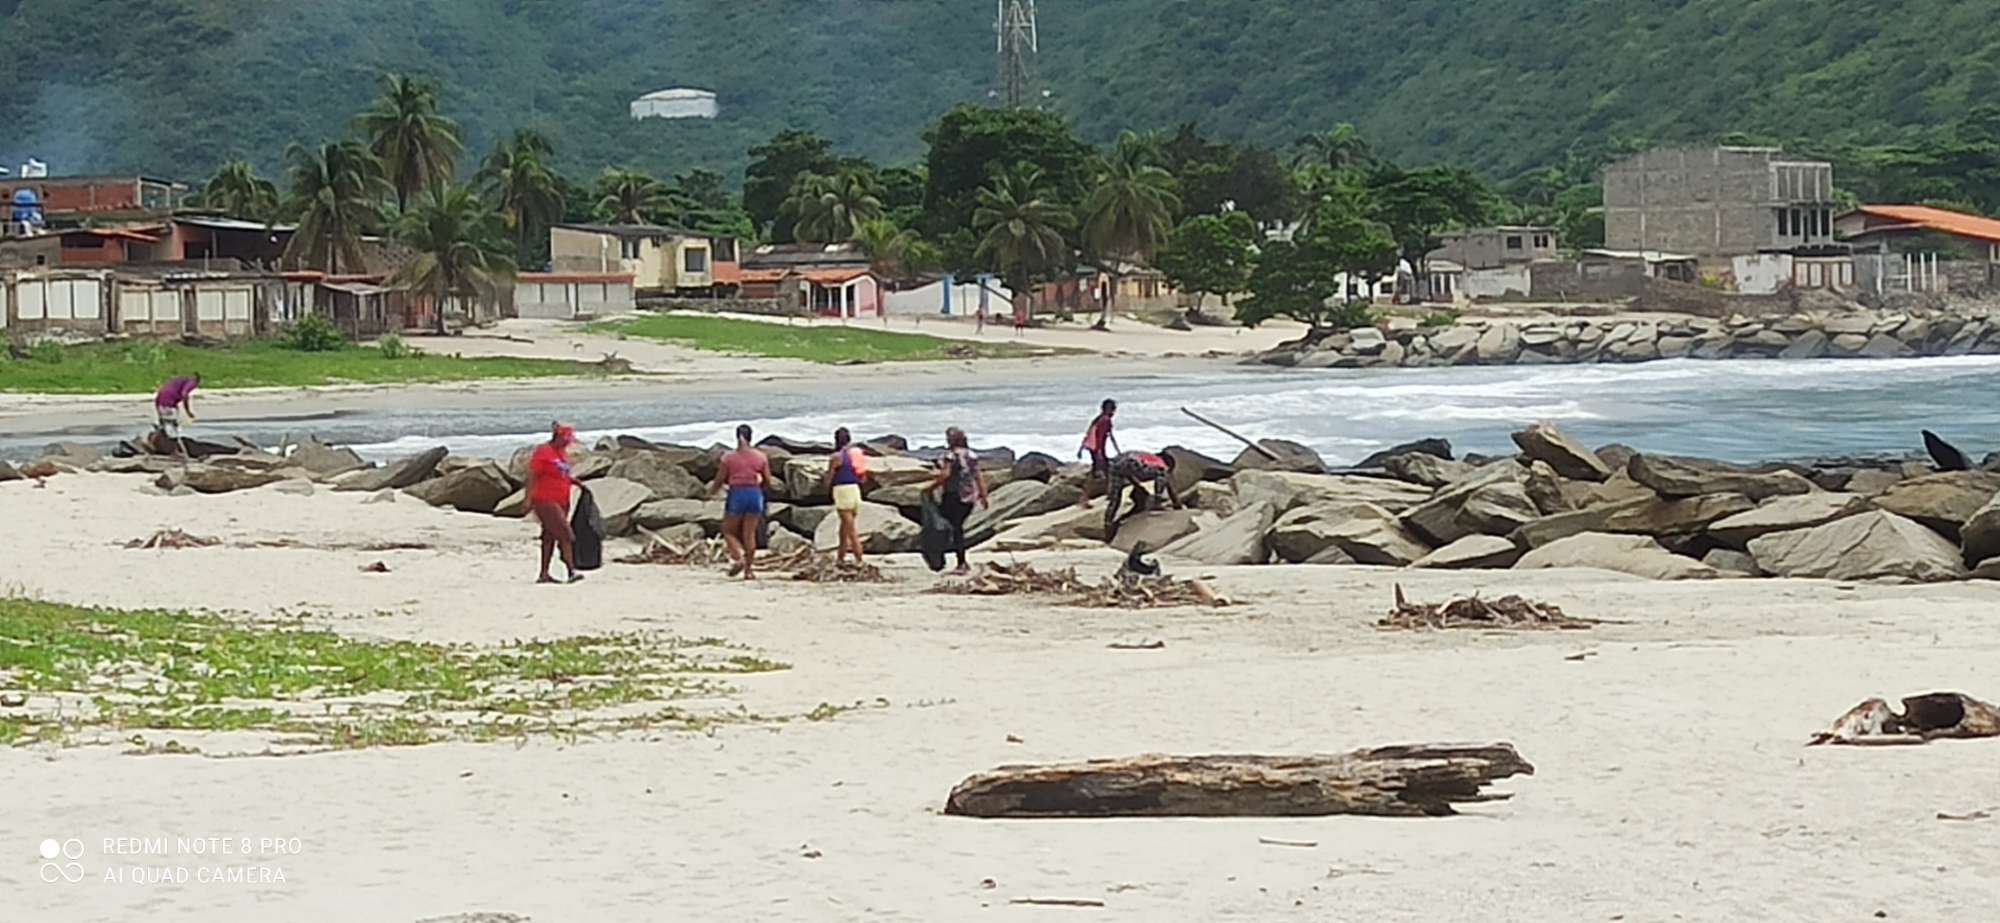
994, 0, 1039, 109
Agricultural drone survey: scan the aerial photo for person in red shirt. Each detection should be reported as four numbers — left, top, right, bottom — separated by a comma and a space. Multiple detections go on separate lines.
1075, 398, 1120, 509
1103, 450, 1183, 542
528, 422, 584, 584
708, 424, 772, 580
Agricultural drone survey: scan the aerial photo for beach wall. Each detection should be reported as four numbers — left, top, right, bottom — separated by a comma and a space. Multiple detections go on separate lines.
1264, 309, 2000, 369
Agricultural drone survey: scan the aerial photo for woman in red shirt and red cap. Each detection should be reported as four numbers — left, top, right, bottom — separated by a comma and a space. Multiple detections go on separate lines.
528, 422, 585, 584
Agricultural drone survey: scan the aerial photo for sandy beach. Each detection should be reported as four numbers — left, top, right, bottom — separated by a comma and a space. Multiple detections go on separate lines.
5, 472, 2000, 921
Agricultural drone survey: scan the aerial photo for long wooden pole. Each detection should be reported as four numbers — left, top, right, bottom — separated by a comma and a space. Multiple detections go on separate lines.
1180, 406, 1278, 460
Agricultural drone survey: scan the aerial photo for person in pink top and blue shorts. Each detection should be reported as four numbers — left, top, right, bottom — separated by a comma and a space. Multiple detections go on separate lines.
709, 424, 772, 580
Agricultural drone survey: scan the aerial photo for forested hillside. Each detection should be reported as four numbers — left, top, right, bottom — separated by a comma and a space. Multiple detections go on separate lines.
2, 0, 1996, 184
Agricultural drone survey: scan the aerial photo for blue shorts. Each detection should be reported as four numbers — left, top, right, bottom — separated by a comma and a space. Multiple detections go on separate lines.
724, 486, 766, 518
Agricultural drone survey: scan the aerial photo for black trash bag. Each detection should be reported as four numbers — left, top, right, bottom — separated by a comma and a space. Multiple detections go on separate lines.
918, 493, 952, 573
570, 487, 606, 571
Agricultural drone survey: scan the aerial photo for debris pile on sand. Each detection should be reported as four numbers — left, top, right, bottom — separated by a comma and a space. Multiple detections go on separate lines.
617, 538, 887, 583
1809, 692, 2000, 745
122, 529, 220, 550
1378, 585, 1597, 631
934, 562, 1228, 609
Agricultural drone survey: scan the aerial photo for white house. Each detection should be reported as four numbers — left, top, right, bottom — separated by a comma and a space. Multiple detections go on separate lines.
629, 88, 718, 120
510, 272, 636, 320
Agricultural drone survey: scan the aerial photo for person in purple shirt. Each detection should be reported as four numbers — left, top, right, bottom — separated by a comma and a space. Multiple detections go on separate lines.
153, 373, 200, 434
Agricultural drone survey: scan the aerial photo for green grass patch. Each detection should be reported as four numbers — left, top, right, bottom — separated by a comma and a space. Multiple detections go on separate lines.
0, 339, 600, 394
593, 312, 1068, 363
0, 596, 802, 754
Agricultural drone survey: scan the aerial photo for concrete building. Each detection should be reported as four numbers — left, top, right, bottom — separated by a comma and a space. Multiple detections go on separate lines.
1602, 145, 1837, 263
1836, 204, 2000, 293
549, 224, 739, 295
509, 272, 637, 319
0, 175, 188, 217
1431, 225, 1559, 270
629, 88, 719, 120
739, 267, 884, 318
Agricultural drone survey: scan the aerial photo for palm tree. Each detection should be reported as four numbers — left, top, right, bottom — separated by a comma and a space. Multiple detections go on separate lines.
476, 130, 563, 267
851, 217, 919, 280
1293, 123, 1373, 171
356, 73, 463, 212
197, 160, 280, 222
973, 163, 1074, 326
784, 170, 883, 243
593, 168, 669, 225
281, 141, 390, 274
1083, 131, 1181, 326
391, 185, 517, 335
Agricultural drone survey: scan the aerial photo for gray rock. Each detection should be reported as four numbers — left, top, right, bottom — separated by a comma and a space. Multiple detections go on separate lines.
1268, 502, 1394, 563
1872, 471, 2000, 540
289, 438, 367, 478
777, 504, 834, 537
1475, 324, 1521, 363
1822, 314, 1876, 336
1187, 481, 1241, 517
335, 447, 448, 492
1860, 333, 1914, 358
0, 460, 22, 482
1778, 329, 1828, 359
365, 489, 396, 504
1512, 422, 1611, 482
1964, 494, 2000, 568
986, 506, 1105, 551
1657, 336, 1693, 359
1827, 333, 1870, 356
961, 479, 1051, 547
1230, 439, 1326, 474
634, 498, 726, 535
1523, 460, 1570, 515
1157, 502, 1277, 565
1109, 509, 1210, 553
768, 528, 814, 556
1972, 558, 2000, 581
1162, 445, 1233, 496
1627, 454, 1815, 501
1842, 468, 1906, 496
1594, 444, 1640, 472
1707, 493, 1872, 549
1456, 480, 1542, 536
1516, 532, 1720, 580
1511, 494, 1752, 547
1412, 535, 1521, 570
272, 479, 315, 496
40, 441, 102, 467
583, 477, 655, 536
813, 501, 919, 553
1733, 328, 1792, 351
1748, 511, 1967, 583
608, 452, 707, 502
1231, 469, 1431, 515
405, 462, 514, 513
1382, 452, 1475, 488
1700, 548, 1762, 577
1399, 461, 1528, 545
642, 522, 709, 548
158, 465, 290, 495
1519, 325, 1563, 347
494, 489, 530, 518
1310, 512, 1431, 566
1347, 327, 1387, 354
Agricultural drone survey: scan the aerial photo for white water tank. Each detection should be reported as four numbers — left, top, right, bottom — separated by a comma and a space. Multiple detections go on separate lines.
629, 88, 718, 120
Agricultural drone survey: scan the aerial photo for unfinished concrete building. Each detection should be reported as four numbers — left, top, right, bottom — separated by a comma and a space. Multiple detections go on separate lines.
1602, 145, 1837, 265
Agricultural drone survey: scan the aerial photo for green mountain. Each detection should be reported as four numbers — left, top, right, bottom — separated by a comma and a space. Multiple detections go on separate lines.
2, 0, 1995, 185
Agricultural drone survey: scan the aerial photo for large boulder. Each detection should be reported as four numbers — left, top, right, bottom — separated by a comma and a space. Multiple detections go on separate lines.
1965, 494, 2000, 567
1701, 549, 1763, 577
1268, 503, 1391, 563
777, 503, 834, 537
1512, 423, 1611, 482
289, 438, 367, 478
1158, 502, 1278, 566
160, 465, 293, 495
607, 452, 706, 501
1558, 471, 1655, 510
0, 460, 24, 482
1109, 509, 1210, 553
1398, 461, 1528, 545
780, 453, 935, 502
1516, 532, 1720, 580
1627, 454, 1815, 501
1475, 323, 1521, 363
1707, 493, 1872, 549
335, 447, 448, 492
961, 479, 1051, 547
986, 506, 1104, 551
634, 499, 726, 535
1523, 461, 1571, 516
1871, 472, 2000, 540
1186, 481, 1240, 517
1382, 452, 1476, 488
1511, 494, 1751, 547
405, 462, 513, 513
1412, 535, 1522, 570
813, 501, 920, 553
1748, 511, 1968, 583
1161, 445, 1233, 496
40, 441, 103, 467
614, 438, 722, 481
1355, 438, 1454, 470
1231, 469, 1431, 515
1270, 503, 1426, 565
1230, 439, 1326, 474
1011, 451, 1065, 483
583, 477, 654, 536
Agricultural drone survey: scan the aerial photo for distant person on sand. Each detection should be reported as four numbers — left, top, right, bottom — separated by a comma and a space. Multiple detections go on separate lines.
1103, 450, 1183, 542
822, 427, 870, 566
528, 422, 585, 585
1075, 398, 1120, 509
925, 426, 989, 575
153, 373, 200, 435
711, 424, 772, 580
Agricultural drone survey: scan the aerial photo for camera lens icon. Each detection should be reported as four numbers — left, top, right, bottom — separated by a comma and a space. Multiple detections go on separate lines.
37, 838, 84, 883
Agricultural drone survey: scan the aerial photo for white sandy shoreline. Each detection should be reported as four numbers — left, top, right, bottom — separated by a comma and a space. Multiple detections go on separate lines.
4, 473, 2000, 921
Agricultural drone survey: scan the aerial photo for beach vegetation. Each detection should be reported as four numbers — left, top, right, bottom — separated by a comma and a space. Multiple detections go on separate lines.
592, 313, 1061, 363
0, 339, 593, 394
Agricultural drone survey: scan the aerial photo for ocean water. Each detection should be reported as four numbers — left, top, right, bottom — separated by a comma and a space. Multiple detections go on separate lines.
332, 356, 2000, 466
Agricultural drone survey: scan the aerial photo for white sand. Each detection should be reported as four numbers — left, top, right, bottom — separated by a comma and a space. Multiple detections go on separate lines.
5, 473, 2000, 921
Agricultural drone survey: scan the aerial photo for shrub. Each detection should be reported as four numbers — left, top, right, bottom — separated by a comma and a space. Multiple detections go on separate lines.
27, 340, 65, 364
121, 339, 169, 365
1420, 309, 1461, 328
1324, 299, 1377, 330
284, 312, 345, 352
376, 335, 422, 360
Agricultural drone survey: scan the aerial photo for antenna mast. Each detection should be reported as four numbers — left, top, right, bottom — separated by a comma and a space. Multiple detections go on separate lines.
994, 0, 1039, 109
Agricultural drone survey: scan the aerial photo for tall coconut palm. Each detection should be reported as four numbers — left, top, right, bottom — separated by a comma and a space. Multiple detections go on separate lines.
593, 168, 669, 225
784, 170, 883, 243
1293, 123, 1374, 171
281, 141, 390, 274
1083, 131, 1181, 326
198, 160, 280, 222
476, 130, 564, 267
851, 217, 919, 281
356, 73, 463, 212
391, 185, 516, 335
973, 163, 1074, 326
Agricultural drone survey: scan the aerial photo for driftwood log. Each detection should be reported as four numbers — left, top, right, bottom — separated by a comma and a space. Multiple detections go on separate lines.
943, 743, 1533, 818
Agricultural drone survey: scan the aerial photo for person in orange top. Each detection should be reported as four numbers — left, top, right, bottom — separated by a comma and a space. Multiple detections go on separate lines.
528, 422, 585, 584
